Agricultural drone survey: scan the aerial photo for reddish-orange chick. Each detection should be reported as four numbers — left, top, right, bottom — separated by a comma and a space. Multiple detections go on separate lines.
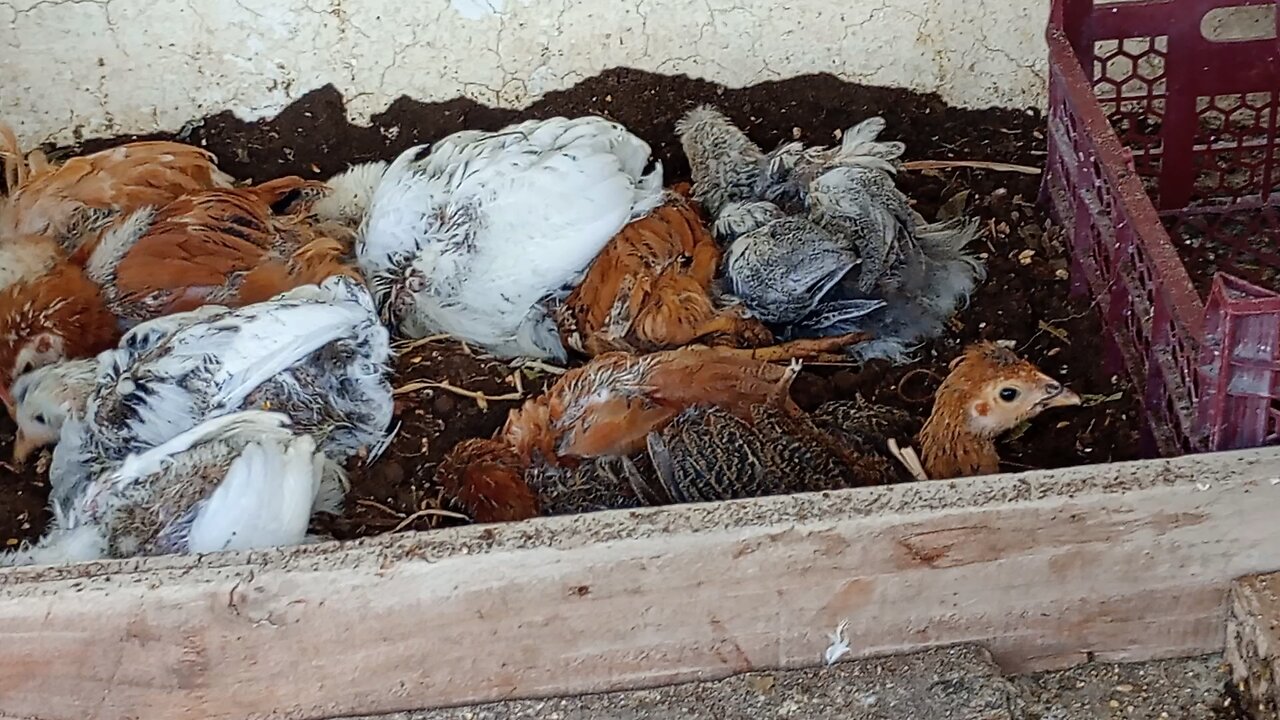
79, 176, 358, 323
435, 346, 809, 523
1, 124, 233, 254
557, 188, 773, 356
0, 177, 361, 398
918, 342, 1082, 478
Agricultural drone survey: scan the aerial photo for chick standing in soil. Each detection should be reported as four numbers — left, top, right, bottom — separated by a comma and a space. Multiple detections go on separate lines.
7, 276, 393, 526
437, 342, 1080, 522
316, 115, 664, 362
676, 105, 986, 363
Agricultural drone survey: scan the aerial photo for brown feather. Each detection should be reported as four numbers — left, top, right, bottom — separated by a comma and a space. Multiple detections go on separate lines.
435, 439, 540, 523
0, 137, 232, 251
0, 263, 119, 387
559, 192, 772, 355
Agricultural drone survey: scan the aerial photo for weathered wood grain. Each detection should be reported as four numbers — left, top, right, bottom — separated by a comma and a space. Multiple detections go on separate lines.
2, 448, 1280, 720
1227, 572, 1280, 720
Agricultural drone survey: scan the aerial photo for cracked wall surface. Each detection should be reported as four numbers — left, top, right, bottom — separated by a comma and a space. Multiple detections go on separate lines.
1, 0, 1049, 145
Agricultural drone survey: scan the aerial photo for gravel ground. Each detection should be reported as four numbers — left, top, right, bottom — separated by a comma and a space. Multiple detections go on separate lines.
343, 648, 1247, 720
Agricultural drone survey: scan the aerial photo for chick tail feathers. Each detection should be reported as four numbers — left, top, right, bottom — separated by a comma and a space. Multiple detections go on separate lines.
833, 117, 906, 174
186, 432, 324, 554
436, 438, 540, 524
835, 216, 984, 363
0, 524, 108, 567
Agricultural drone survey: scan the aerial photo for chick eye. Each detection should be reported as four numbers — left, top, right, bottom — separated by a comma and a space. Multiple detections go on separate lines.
998, 387, 1020, 402
32, 413, 47, 426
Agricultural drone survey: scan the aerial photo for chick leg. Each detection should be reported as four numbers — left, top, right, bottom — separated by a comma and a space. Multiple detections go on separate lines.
686, 312, 761, 345
712, 332, 872, 362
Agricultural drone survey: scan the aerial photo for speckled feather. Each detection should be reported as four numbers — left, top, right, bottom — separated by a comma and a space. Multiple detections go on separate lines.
2, 411, 328, 565
42, 276, 391, 510
357, 115, 664, 360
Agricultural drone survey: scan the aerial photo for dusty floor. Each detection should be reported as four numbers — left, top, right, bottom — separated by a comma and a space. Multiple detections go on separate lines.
342, 649, 1249, 720
0, 70, 1144, 545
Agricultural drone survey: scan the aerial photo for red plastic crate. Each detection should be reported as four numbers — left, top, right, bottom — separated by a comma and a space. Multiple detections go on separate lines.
1044, 0, 1280, 454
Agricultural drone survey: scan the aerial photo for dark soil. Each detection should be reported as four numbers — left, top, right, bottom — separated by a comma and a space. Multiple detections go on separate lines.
0, 69, 1143, 546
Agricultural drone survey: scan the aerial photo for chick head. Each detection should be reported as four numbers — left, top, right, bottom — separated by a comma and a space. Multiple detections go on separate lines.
0, 264, 118, 412
309, 161, 390, 229
942, 341, 1081, 439
8, 361, 93, 466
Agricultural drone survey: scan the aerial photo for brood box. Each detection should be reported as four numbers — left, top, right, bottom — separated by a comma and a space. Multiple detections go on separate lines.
4, 1, 1280, 719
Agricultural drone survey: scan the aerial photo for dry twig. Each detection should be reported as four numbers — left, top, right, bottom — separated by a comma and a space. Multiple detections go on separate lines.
902, 159, 1041, 175
393, 380, 523, 410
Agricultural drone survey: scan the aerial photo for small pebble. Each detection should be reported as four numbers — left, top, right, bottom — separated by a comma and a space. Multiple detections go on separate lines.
1055, 268, 1070, 280
4, 538, 17, 547
432, 394, 457, 414
792, 126, 803, 140
1115, 683, 1134, 692
1109, 699, 1120, 708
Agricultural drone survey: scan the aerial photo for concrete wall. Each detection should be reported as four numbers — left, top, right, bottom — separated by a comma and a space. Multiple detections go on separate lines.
1, 0, 1049, 145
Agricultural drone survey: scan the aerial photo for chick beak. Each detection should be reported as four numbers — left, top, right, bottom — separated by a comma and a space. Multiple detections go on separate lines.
1037, 374, 1082, 409
11, 429, 36, 468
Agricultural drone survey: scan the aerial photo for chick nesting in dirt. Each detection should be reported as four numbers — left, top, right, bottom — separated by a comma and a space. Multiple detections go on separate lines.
677, 105, 986, 364
0, 177, 359, 403
641, 365, 901, 504
0, 124, 233, 277
634, 342, 1082, 505
434, 343, 861, 523
554, 186, 772, 356
8, 276, 392, 515
2, 411, 329, 567
336, 115, 664, 362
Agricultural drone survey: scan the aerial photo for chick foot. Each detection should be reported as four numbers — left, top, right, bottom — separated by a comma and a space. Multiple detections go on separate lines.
712, 332, 871, 362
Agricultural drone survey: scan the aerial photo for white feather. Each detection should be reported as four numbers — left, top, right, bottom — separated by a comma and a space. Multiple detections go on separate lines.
84, 208, 156, 287
358, 116, 663, 359
0, 525, 108, 567
186, 431, 323, 553
311, 161, 390, 226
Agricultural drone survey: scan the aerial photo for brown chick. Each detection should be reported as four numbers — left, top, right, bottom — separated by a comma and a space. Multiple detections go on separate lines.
631, 342, 1081, 505
434, 346, 815, 524
79, 176, 358, 323
0, 177, 360, 399
641, 387, 898, 505
0, 124, 233, 253
917, 341, 1081, 479
557, 190, 773, 356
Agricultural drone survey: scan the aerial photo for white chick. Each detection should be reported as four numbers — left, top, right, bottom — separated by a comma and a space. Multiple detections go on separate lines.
2, 411, 327, 566
351, 116, 664, 361
10, 275, 392, 511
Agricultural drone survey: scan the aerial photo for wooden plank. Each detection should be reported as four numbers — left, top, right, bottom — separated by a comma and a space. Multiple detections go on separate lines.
1227, 572, 1280, 720
1, 448, 1280, 720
